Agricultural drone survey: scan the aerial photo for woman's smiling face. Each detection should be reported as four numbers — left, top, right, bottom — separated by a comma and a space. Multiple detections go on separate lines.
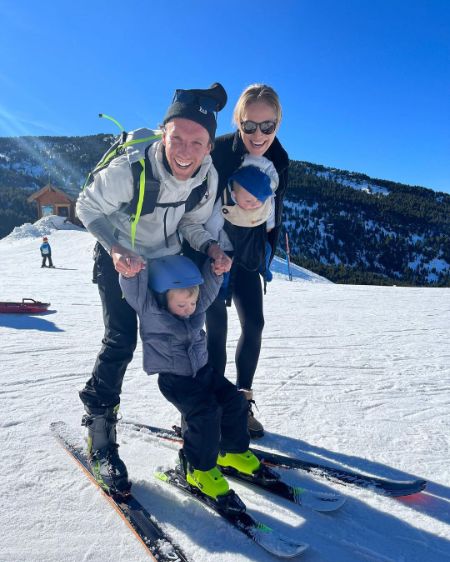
239, 101, 278, 157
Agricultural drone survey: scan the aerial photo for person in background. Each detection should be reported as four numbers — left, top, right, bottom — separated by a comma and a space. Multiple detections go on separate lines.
119, 255, 260, 501
203, 84, 289, 438
75, 83, 231, 495
40, 236, 54, 268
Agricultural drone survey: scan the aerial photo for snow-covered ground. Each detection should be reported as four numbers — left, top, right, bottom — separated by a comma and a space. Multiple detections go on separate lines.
1, 220, 449, 562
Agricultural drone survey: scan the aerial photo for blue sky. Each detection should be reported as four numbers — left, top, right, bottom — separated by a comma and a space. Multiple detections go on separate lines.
1, 0, 449, 193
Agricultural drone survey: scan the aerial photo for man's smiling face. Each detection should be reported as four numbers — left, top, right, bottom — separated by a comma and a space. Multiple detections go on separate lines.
162, 118, 211, 181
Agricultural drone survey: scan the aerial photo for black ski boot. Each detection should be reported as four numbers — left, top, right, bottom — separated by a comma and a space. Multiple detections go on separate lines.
81, 405, 130, 495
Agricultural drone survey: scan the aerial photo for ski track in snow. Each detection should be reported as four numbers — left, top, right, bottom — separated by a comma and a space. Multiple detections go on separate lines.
0, 224, 449, 562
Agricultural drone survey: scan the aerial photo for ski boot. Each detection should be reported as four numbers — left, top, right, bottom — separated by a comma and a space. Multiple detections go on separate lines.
217, 449, 261, 476
81, 405, 130, 495
241, 389, 264, 439
177, 449, 229, 500
218, 449, 281, 485
177, 450, 245, 514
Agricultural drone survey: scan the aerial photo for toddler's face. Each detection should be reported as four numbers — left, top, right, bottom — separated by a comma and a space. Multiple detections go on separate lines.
233, 182, 263, 210
167, 289, 198, 318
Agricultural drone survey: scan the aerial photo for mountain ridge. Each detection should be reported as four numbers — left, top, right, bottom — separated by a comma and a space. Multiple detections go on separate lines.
1, 133, 448, 286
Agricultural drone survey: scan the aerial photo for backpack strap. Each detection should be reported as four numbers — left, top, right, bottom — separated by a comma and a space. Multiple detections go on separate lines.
82, 132, 127, 189
129, 146, 161, 214
185, 179, 209, 212
83, 131, 162, 190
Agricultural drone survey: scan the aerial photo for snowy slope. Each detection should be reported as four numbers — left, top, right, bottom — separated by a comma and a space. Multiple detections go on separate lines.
1, 221, 449, 562
271, 255, 332, 283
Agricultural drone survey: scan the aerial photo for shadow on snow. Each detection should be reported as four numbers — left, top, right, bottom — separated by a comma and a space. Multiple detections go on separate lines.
0, 312, 64, 332
260, 430, 450, 527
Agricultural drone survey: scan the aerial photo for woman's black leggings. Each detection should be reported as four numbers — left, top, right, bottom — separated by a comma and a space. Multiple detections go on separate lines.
206, 267, 264, 390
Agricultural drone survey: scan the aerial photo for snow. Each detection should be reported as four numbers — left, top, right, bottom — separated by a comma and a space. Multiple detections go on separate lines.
315, 171, 390, 196
6, 215, 85, 240
271, 256, 331, 284
1, 221, 449, 562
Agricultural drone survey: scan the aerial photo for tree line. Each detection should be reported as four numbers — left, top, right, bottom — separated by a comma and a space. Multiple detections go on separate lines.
0, 134, 448, 285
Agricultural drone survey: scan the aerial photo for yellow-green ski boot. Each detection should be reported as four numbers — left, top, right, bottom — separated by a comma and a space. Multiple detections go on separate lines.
186, 466, 230, 499
217, 450, 261, 476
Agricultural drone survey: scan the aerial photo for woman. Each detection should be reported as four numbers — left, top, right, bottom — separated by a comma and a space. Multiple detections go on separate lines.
207, 84, 289, 438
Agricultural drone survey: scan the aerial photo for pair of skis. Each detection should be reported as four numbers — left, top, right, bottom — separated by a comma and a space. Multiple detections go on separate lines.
122, 420, 427, 497
52, 420, 427, 560
52, 421, 309, 558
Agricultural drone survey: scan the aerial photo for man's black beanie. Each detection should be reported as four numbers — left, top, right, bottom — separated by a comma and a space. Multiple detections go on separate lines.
163, 83, 227, 141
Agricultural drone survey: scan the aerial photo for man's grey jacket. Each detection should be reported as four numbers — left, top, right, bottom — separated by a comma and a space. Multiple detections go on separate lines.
76, 128, 218, 259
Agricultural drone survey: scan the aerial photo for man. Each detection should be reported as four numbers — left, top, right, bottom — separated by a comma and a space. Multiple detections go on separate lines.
76, 83, 231, 494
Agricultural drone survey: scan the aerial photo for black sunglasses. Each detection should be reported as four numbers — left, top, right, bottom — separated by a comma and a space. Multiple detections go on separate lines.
173, 90, 218, 113
241, 120, 277, 135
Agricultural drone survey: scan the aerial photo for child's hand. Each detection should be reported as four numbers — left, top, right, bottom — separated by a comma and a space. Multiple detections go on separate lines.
212, 254, 231, 275
207, 244, 232, 274
111, 244, 146, 278
211, 256, 232, 276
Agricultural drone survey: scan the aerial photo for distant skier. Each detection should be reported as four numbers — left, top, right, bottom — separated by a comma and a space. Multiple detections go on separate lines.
119, 255, 260, 501
40, 236, 54, 268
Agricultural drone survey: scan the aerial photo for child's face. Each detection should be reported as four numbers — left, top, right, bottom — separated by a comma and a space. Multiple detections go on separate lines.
167, 289, 198, 318
233, 182, 264, 210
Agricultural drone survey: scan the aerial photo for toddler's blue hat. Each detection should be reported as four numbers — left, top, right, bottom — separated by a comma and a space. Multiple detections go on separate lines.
148, 255, 204, 294
229, 165, 272, 202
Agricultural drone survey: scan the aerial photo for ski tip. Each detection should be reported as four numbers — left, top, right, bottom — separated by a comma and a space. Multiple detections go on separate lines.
154, 471, 170, 483
252, 524, 309, 558
50, 420, 73, 442
294, 486, 346, 512
284, 543, 309, 558
315, 496, 347, 512
385, 479, 427, 497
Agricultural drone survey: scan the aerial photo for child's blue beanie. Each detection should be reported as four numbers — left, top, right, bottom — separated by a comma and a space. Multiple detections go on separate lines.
229, 165, 272, 202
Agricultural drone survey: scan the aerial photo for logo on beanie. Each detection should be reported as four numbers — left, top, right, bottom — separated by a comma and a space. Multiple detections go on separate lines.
199, 106, 207, 114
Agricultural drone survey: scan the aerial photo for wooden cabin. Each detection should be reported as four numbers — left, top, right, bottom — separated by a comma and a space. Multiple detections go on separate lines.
27, 184, 76, 222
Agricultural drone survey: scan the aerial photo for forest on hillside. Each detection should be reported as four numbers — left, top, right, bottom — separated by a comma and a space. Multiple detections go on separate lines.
1, 133, 449, 286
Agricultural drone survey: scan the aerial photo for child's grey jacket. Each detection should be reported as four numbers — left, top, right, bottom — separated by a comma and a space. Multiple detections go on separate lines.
119, 261, 222, 377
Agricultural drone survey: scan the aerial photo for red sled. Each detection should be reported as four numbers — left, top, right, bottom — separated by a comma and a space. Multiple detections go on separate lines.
0, 298, 51, 314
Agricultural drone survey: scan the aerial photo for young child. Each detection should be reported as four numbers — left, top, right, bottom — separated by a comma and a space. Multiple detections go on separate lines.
119, 255, 261, 500
40, 236, 55, 268
205, 154, 279, 298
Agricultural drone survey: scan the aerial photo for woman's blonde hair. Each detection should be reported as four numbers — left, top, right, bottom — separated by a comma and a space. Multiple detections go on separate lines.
233, 84, 282, 128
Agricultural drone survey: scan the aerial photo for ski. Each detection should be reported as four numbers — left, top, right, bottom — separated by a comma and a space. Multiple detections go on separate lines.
51, 421, 189, 562
246, 448, 427, 497
122, 420, 427, 497
219, 463, 346, 512
155, 468, 309, 558
122, 420, 343, 511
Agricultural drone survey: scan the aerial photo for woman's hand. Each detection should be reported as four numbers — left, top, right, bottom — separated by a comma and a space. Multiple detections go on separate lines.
207, 243, 232, 274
